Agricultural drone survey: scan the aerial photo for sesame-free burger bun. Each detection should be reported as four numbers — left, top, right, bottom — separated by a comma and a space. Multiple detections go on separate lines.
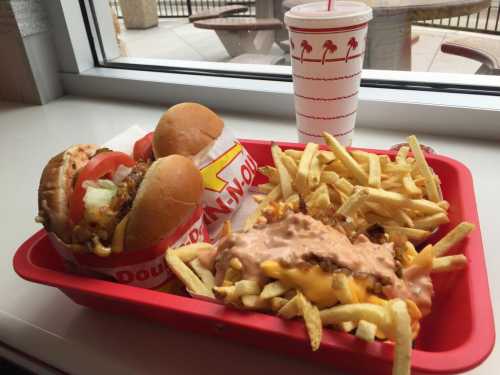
124, 155, 204, 250
37, 144, 98, 243
153, 103, 224, 159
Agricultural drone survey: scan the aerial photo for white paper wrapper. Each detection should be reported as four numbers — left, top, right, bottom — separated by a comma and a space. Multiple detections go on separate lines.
197, 127, 258, 238
49, 207, 208, 289
49, 208, 208, 289
103, 125, 147, 156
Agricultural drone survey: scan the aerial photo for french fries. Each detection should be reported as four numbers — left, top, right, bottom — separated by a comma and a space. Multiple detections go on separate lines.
284, 149, 303, 160
384, 226, 432, 242
190, 258, 215, 290
297, 292, 323, 351
243, 185, 281, 231
167, 220, 470, 375
306, 183, 330, 213
323, 132, 368, 185
320, 303, 389, 329
163, 131, 475, 375
331, 273, 357, 304
433, 221, 475, 257
281, 154, 298, 178
173, 242, 214, 262
388, 300, 412, 375
402, 173, 422, 197
295, 143, 319, 194
318, 150, 335, 164
308, 152, 321, 189
165, 249, 214, 298
368, 154, 382, 188
407, 135, 440, 203
260, 280, 290, 299
432, 254, 467, 272
258, 166, 280, 185
396, 146, 409, 163
278, 294, 302, 319
365, 188, 444, 215
270, 297, 288, 312
412, 244, 434, 270
356, 320, 377, 342
234, 280, 261, 297
242, 295, 270, 310
413, 212, 449, 230
338, 321, 356, 332
336, 187, 369, 218
271, 144, 293, 199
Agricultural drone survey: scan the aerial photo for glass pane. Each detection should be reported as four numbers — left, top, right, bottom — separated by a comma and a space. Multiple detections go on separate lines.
94, 1, 500, 88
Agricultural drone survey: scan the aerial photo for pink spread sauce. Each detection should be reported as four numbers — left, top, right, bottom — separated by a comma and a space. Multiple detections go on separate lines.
199, 212, 433, 313
383, 265, 434, 315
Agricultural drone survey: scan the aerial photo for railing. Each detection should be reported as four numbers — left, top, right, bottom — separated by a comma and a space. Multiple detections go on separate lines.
414, 4, 500, 35
109, 1, 500, 35
109, 0, 256, 18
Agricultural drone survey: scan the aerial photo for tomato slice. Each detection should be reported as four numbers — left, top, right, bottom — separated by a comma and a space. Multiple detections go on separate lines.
133, 132, 154, 162
70, 151, 135, 225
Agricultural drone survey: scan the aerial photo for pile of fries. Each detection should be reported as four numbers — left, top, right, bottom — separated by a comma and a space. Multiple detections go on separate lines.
250, 134, 451, 243
165, 132, 474, 375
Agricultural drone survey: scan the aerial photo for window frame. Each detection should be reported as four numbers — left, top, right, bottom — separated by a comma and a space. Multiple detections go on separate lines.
44, 0, 500, 141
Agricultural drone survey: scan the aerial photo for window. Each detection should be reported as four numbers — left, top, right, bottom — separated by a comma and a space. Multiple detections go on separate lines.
43, 1, 500, 140
76, 0, 500, 94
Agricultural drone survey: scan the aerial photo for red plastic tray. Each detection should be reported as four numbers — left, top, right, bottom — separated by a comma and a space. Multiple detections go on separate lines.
14, 140, 495, 375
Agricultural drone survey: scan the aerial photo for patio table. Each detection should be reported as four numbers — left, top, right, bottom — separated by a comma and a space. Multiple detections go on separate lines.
268, 0, 491, 70
361, 0, 491, 70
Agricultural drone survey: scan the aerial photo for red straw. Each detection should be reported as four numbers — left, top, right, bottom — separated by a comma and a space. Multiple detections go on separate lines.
328, 0, 333, 10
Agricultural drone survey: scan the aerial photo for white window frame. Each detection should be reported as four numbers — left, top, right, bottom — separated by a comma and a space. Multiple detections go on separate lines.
45, 1, 500, 140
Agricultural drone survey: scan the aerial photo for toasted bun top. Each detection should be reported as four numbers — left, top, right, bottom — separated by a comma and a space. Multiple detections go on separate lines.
153, 102, 224, 159
124, 155, 203, 250
37, 144, 98, 243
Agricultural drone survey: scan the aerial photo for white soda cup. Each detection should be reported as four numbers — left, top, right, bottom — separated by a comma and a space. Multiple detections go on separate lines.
285, 1, 372, 146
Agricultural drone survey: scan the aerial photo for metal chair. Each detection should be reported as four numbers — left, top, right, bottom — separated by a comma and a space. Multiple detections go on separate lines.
441, 37, 500, 75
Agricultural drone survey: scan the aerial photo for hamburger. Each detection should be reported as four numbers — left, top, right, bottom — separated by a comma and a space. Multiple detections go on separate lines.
37, 145, 204, 258
152, 102, 224, 163
152, 103, 257, 238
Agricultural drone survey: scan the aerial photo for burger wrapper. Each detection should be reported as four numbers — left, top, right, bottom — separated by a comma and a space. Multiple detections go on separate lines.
49, 209, 209, 290
198, 127, 258, 239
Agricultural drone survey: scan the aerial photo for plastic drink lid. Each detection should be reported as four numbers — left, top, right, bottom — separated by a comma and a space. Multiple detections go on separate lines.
285, 1, 373, 29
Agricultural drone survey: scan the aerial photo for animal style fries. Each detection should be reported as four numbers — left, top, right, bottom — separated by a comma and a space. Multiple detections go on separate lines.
164, 132, 474, 375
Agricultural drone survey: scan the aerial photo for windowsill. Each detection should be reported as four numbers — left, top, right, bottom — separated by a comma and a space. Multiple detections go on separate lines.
109, 56, 500, 91
61, 67, 500, 141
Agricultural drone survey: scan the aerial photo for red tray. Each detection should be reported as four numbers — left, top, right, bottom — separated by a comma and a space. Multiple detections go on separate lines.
14, 140, 495, 375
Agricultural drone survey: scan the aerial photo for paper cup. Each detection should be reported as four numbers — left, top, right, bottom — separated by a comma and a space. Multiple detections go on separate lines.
285, 1, 372, 146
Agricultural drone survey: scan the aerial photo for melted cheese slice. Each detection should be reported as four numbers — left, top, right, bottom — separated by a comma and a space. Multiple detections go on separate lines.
260, 260, 423, 340
261, 260, 375, 309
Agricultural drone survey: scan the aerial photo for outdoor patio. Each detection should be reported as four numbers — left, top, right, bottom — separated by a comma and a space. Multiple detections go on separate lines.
110, 0, 500, 74
117, 18, 500, 73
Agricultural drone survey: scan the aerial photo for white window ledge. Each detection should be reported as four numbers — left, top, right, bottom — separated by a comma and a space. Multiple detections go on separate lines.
61, 67, 500, 141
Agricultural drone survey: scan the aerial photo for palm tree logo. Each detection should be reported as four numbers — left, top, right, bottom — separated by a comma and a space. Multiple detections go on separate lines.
345, 37, 358, 62
300, 40, 312, 63
321, 40, 337, 65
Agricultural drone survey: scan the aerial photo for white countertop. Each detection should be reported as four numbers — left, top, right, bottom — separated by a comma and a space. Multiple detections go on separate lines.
0, 96, 498, 375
